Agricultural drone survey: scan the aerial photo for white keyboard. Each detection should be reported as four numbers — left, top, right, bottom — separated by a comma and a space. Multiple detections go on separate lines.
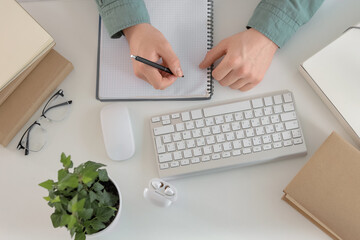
150, 90, 306, 179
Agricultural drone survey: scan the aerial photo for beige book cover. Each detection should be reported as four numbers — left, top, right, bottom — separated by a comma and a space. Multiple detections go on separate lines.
0, 50, 73, 147
299, 23, 360, 146
283, 132, 360, 240
0, 0, 55, 91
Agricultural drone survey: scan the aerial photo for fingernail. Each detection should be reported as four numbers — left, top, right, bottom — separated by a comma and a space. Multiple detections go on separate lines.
176, 68, 183, 77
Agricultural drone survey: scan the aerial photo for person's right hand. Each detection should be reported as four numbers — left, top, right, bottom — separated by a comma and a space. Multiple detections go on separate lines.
123, 23, 183, 90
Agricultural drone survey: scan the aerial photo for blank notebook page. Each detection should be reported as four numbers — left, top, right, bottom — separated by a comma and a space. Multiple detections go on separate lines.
98, 0, 210, 100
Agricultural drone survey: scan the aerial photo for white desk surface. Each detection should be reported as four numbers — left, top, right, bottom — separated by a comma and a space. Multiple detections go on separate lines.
1, 0, 359, 239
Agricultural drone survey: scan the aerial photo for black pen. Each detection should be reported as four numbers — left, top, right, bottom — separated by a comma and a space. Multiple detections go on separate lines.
130, 55, 184, 77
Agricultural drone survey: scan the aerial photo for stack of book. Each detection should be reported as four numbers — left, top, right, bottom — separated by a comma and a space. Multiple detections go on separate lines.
0, 0, 73, 146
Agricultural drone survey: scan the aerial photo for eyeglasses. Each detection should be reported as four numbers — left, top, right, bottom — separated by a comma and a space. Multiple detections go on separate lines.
17, 89, 72, 155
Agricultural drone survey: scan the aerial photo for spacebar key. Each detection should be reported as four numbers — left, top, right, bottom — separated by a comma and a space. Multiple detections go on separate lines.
203, 100, 251, 117
153, 125, 175, 136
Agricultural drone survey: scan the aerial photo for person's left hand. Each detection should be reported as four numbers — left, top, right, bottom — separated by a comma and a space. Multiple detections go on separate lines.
199, 28, 278, 91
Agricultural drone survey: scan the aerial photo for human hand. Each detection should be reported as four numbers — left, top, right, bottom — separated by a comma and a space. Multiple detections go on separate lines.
123, 23, 183, 90
199, 28, 278, 91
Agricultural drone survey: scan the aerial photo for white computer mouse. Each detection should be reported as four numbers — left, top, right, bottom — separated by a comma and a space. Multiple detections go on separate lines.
100, 103, 135, 161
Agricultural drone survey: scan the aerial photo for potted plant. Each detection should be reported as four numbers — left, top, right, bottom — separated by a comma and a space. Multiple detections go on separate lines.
39, 153, 121, 240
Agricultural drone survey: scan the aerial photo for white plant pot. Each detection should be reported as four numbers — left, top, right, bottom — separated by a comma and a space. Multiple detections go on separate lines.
86, 178, 122, 239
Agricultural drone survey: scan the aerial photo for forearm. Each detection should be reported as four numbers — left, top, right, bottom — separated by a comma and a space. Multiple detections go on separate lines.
247, 0, 325, 48
94, 0, 150, 38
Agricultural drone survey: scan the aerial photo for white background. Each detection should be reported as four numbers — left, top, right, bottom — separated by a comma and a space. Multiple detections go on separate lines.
1, 0, 359, 239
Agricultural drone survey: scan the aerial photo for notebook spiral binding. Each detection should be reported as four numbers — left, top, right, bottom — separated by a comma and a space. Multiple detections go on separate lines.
206, 0, 214, 96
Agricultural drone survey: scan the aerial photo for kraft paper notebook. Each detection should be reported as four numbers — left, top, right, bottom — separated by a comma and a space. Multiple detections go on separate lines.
0, 50, 73, 147
96, 0, 214, 101
299, 23, 360, 146
0, 0, 55, 93
283, 132, 360, 240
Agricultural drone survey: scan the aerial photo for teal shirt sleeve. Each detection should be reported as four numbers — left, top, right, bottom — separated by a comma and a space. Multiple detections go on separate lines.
94, 0, 150, 38
247, 0, 324, 48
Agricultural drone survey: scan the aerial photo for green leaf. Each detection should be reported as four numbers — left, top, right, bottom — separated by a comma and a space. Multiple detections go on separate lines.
39, 180, 54, 190
60, 153, 73, 168
98, 169, 109, 182
60, 214, 71, 227
58, 174, 78, 191
89, 191, 97, 203
68, 195, 78, 213
75, 232, 86, 240
50, 213, 62, 228
95, 207, 115, 223
74, 198, 86, 213
82, 171, 98, 184
58, 169, 68, 182
83, 161, 105, 172
43, 196, 51, 201
92, 182, 104, 192
68, 215, 77, 229
90, 220, 106, 231
50, 196, 61, 203
78, 208, 93, 220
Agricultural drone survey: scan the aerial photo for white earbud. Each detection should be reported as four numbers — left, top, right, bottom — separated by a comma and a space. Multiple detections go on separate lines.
144, 178, 177, 207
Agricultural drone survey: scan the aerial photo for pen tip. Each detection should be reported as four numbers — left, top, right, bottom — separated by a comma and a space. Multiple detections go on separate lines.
130, 55, 136, 59
182, 75, 184, 78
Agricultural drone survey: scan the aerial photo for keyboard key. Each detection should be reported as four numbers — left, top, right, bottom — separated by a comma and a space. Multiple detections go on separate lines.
283, 93, 293, 103
191, 109, 203, 119
224, 114, 234, 122
154, 125, 175, 136
191, 157, 200, 164
280, 112, 297, 122
176, 123, 185, 131
222, 123, 231, 132
193, 148, 202, 156
222, 152, 231, 158
172, 133, 182, 142
183, 150, 193, 158
223, 142, 232, 151
202, 127, 211, 136
262, 135, 272, 144
244, 110, 254, 119
213, 144, 222, 153
177, 141, 185, 150
234, 112, 244, 120
196, 137, 205, 146
181, 112, 191, 121
171, 113, 180, 119
205, 117, 215, 126
283, 140, 292, 147
231, 122, 241, 130
152, 116, 160, 123
159, 163, 169, 170
264, 96, 273, 106
161, 115, 170, 121
282, 131, 292, 140
292, 129, 302, 138
180, 159, 190, 166
243, 138, 252, 147
195, 119, 205, 128
170, 161, 180, 168
215, 116, 224, 124
192, 129, 201, 138
274, 95, 283, 104
203, 146, 212, 155
253, 146, 261, 152
166, 143, 176, 152
283, 103, 295, 112
273, 105, 283, 114
163, 134, 172, 143
173, 151, 183, 160
263, 144, 272, 151
232, 150, 241, 156
186, 139, 195, 148
225, 132, 235, 141
243, 148, 252, 154
285, 120, 299, 130
232, 140, 242, 149
236, 130, 245, 139
159, 153, 172, 163
263, 107, 273, 115
252, 98, 264, 108
202, 156, 211, 162
203, 100, 251, 117
273, 142, 282, 148
182, 131, 192, 140
294, 138, 303, 145
185, 121, 195, 130
212, 154, 221, 160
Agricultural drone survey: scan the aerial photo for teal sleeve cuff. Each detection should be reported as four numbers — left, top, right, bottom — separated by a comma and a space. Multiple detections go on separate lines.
95, 0, 150, 38
247, 2, 298, 48
247, 0, 324, 48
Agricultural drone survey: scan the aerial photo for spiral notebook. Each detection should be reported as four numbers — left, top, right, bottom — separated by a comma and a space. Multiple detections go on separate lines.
96, 0, 214, 101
